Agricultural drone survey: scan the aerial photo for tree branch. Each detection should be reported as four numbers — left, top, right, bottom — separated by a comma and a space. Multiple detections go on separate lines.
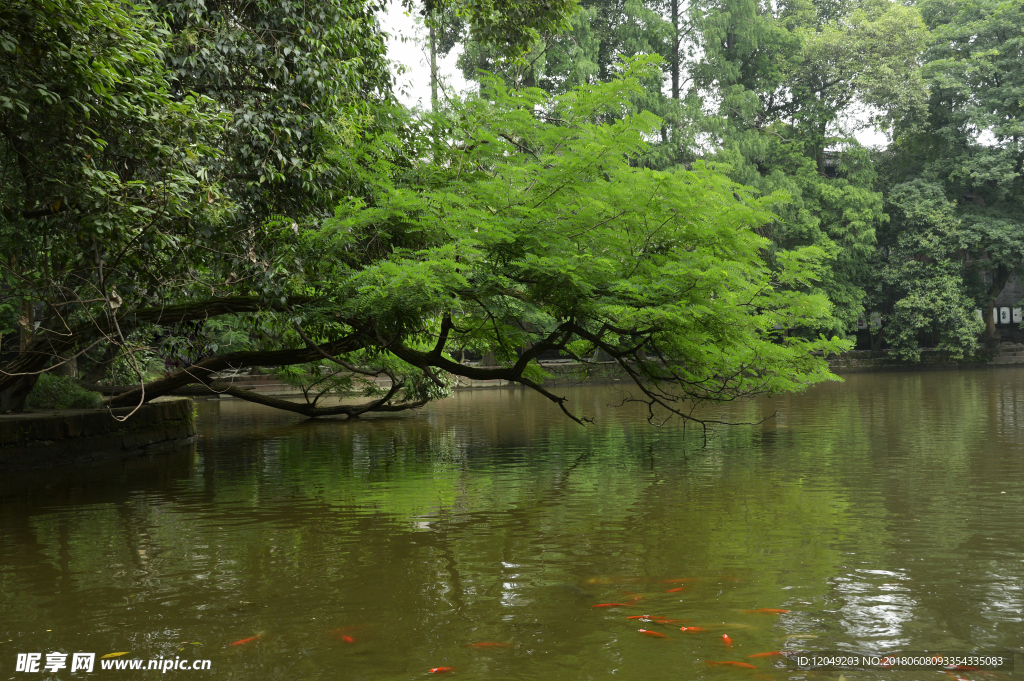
107, 334, 362, 407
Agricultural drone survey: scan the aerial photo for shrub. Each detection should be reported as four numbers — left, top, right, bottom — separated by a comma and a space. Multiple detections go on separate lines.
25, 373, 104, 410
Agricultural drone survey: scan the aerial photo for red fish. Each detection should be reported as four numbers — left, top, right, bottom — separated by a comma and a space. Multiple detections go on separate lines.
230, 635, 261, 646
706, 661, 757, 669
748, 651, 783, 658
638, 629, 667, 638
661, 578, 698, 584
679, 627, 707, 633
627, 615, 663, 620
429, 667, 454, 674
593, 602, 633, 608
666, 587, 688, 593
341, 635, 354, 644
464, 642, 511, 648
722, 634, 733, 647
743, 608, 790, 614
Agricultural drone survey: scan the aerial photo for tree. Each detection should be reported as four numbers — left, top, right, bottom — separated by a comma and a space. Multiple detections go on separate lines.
0, 0, 392, 412
106, 61, 850, 428
0, 0, 223, 411
871, 179, 984, 360
688, 0, 928, 336
874, 0, 1024, 349
457, 0, 704, 169
410, 0, 579, 106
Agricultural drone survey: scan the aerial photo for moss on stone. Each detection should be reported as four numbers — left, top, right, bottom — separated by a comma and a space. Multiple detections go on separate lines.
25, 374, 104, 410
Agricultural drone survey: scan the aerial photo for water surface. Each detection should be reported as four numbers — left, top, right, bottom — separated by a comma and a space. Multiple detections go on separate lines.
2, 370, 1023, 679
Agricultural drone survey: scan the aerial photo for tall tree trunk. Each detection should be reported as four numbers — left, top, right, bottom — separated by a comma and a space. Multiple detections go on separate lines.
671, 0, 680, 100
429, 16, 438, 111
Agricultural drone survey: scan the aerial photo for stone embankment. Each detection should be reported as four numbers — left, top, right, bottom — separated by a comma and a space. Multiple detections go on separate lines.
0, 399, 196, 470
827, 344, 1024, 372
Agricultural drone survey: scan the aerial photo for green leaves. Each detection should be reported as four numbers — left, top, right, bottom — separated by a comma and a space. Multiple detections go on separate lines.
870, 0, 1024, 356
306, 63, 848, 412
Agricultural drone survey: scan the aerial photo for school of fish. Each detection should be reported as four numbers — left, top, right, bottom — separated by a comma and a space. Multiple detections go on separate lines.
223, 577, 808, 674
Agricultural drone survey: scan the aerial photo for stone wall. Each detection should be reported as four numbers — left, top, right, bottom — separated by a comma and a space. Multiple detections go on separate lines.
827, 348, 998, 373
0, 399, 196, 470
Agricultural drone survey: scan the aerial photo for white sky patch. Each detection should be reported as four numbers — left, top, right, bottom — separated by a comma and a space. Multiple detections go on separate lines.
381, 4, 471, 109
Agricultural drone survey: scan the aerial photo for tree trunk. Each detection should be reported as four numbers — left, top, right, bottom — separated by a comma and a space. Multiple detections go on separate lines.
671, 0, 679, 100
0, 374, 38, 413
870, 327, 885, 351
429, 16, 438, 111
107, 335, 363, 407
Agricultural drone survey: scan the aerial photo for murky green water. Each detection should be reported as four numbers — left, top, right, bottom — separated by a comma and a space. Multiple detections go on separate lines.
2, 370, 1024, 680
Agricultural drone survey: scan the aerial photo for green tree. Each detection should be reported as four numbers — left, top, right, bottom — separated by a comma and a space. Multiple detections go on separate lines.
875, 0, 1024, 349
0, 0, 223, 411
107, 61, 850, 426
871, 179, 984, 360
689, 0, 928, 336
458, 0, 702, 168
0, 0, 392, 412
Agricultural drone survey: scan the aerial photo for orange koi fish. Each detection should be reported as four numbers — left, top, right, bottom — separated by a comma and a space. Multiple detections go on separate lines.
429, 667, 454, 673
706, 661, 757, 669
666, 587, 688, 593
748, 651, 783, 658
638, 629, 667, 638
679, 627, 707, 633
627, 615, 664, 620
722, 634, 733, 647
661, 578, 698, 584
464, 642, 511, 648
329, 628, 360, 642
230, 635, 261, 646
593, 602, 633, 608
743, 609, 790, 614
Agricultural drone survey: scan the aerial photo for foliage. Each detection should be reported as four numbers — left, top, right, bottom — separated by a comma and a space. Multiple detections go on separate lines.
415, 0, 579, 56
0, 0, 392, 411
0, 0, 224, 409
687, 0, 928, 338
0, 0, 223, 310
24, 373, 103, 410
874, 179, 984, 360
290, 60, 850, 424
870, 0, 1024, 354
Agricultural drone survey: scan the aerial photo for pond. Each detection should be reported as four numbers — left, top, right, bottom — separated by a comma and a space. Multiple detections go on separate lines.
2, 370, 1023, 680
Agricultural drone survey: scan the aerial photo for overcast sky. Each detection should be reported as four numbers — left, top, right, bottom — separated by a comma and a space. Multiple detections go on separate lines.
379, 4, 889, 147
380, 6, 470, 110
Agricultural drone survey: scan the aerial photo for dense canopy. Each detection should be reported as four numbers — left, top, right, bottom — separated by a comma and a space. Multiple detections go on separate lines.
3, 0, 1019, 420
